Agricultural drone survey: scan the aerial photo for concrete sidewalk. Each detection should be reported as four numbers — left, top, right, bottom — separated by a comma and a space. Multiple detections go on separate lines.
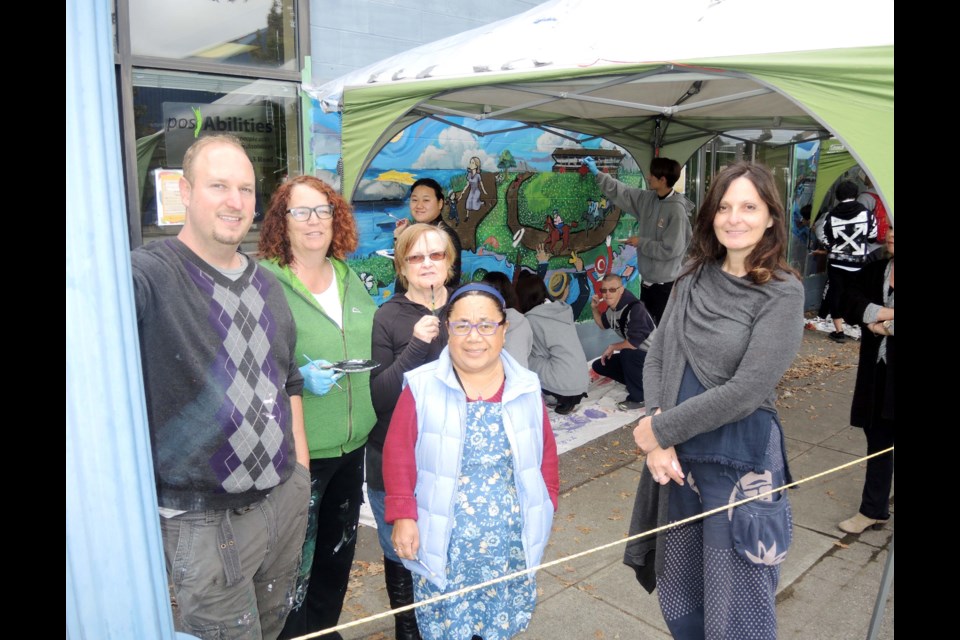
333, 330, 894, 639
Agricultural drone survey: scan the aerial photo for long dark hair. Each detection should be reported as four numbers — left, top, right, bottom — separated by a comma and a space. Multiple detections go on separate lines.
686, 161, 798, 284
480, 272, 520, 310
515, 272, 548, 314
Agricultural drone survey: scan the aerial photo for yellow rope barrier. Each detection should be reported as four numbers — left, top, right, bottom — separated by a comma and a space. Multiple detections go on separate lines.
293, 446, 894, 639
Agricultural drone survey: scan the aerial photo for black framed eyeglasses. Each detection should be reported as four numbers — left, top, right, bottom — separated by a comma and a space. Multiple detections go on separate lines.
287, 205, 334, 221
404, 251, 447, 265
600, 286, 621, 293
447, 320, 505, 336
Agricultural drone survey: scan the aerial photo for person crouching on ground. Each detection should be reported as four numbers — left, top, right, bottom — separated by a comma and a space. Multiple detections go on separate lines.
516, 272, 589, 415
590, 274, 655, 411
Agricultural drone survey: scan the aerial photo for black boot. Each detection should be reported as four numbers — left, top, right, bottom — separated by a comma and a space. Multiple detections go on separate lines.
384, 557, 422, 640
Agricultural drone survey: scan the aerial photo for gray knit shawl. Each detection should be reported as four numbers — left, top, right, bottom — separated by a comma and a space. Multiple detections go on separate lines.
623, 261, 804, 587
646, 261, 804, 448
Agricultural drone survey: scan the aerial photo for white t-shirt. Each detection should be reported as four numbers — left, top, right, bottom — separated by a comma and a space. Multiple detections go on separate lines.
313, 260, 343, 328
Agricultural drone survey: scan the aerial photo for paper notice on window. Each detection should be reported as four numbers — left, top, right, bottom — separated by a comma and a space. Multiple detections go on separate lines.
155, 169, 186, 226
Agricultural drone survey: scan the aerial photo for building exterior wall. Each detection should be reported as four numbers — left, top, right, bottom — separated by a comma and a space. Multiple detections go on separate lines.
309, 0, 541, 84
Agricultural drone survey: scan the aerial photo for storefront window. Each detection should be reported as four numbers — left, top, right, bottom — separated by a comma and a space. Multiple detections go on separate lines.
782, 140, 821, 274
129, 0, 297, 71
132, 69, 301, 244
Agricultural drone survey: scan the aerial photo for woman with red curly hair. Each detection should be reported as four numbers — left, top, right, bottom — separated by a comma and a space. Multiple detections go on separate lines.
258, 175, 377, 639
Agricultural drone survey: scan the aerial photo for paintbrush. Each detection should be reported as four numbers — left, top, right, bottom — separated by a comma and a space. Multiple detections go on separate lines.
303, 353, 344, 390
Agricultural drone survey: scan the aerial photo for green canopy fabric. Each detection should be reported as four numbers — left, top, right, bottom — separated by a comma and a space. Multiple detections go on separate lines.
311, 0, 893, 220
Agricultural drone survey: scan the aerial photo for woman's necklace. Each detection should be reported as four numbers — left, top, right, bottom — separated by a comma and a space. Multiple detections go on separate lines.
453, 367, 504, 401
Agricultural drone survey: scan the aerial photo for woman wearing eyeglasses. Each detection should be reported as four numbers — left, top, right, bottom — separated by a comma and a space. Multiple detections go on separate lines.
383, 283, 559, 640
258, 176, 378, 639
369, 223, 456, 639
394, 178, 462, 290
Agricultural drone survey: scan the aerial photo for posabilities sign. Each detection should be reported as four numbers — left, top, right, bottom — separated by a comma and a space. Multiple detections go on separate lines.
162, 102, 277, 170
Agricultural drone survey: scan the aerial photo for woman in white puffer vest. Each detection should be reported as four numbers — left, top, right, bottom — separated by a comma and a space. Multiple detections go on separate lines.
384, 283, 559, 640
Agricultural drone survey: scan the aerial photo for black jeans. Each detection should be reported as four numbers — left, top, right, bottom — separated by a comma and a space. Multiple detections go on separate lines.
592, 348, 647, 402
542, 389, 586, 407
279, 446, 365, 639
640, 281, 674, 326
860, 362, 894, 520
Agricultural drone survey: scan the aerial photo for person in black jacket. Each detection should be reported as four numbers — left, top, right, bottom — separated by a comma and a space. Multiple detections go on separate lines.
816, 180, 878, 342
589, 274, 655, 411
839, 227, 894, 534
393, 178, 462, 291
369, 223, 455, 639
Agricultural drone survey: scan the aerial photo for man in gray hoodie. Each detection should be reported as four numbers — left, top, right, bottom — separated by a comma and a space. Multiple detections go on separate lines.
583, 156, 693, 325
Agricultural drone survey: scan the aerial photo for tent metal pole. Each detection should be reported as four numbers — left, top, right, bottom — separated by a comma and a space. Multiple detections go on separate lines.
669, 88, 774, 113
511, 84, 675, 114
866, 535, 894, 640
533, 124, 587, 142
501, 67, 667, 98
419, 96, 559, 120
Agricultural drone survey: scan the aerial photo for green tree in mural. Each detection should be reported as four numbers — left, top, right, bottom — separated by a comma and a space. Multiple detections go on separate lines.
497, 149, 517, 178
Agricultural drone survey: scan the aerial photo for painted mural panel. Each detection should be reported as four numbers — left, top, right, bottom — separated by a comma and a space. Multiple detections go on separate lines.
314, 112, 643, 320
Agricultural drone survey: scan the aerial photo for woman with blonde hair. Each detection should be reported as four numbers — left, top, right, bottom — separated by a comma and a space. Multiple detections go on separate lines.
369, 223, 456, 639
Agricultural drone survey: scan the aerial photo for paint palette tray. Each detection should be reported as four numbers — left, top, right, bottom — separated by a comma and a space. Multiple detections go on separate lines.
325, 359, 380, 373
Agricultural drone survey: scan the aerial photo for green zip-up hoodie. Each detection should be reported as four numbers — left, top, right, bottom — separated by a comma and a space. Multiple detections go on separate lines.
260, 257, 377, 459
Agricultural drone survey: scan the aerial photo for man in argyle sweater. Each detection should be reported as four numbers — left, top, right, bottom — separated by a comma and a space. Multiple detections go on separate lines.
132, 135, 310, 639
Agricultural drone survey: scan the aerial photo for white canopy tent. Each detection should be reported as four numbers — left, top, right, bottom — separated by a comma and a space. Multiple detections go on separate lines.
308, 0, 893, 217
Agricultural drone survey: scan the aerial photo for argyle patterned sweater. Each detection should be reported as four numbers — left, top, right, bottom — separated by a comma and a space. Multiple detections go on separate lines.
132, 239, 303, 511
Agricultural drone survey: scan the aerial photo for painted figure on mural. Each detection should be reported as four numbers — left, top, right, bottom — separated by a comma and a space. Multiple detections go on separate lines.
544, 209, 577, 253
446, 192, 460, 226
458, 156, 487, 221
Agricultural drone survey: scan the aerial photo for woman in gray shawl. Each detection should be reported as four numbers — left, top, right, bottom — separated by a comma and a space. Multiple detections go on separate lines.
625, 162, 804, 640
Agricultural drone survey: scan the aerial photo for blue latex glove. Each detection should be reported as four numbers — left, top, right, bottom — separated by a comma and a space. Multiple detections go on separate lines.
582, 156, 599, 175
299, 358, 340, 396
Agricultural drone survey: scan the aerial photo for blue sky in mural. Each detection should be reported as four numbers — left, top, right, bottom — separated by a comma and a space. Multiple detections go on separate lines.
312, 111, 628, 174
371, 117, 601, 171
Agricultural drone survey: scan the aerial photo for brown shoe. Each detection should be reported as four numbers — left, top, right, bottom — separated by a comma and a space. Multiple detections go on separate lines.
838, 512, 888, 534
